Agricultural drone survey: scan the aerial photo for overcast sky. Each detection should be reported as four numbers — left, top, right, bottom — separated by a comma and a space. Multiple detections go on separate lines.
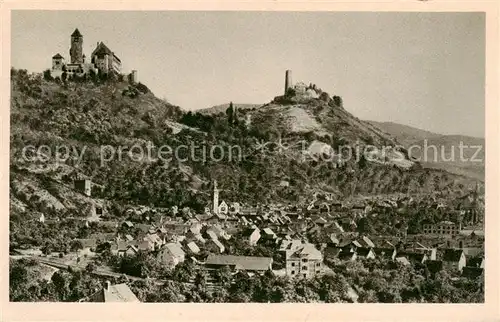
11, 11, 485, 137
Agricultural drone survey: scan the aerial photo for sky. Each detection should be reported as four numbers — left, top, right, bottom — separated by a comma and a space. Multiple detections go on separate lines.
11, 11, 485, 137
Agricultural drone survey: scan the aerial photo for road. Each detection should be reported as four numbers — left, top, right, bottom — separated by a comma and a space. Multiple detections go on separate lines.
12, 255, 221, 290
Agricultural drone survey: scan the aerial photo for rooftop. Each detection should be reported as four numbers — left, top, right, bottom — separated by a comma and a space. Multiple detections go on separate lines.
205, 254, 272, 271
86, 283, 139, 302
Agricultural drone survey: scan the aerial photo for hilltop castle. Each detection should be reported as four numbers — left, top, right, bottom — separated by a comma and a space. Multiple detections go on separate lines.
50, 28, 137, 82
282, 70, 321, 99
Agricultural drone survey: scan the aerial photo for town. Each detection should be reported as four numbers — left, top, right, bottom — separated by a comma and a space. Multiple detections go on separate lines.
9, 26, 485, 304
12, 173, 485, 302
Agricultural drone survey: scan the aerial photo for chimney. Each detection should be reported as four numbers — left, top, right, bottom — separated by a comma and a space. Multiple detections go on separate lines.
105, 280, 111, 291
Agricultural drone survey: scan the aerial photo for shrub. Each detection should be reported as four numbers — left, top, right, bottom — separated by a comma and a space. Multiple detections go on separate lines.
43, 69, 53, 81
135, 82, 150, 94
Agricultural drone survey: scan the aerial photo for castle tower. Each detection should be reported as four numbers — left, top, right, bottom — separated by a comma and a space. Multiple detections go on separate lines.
213, 180, 219, 215
130, 70, 138, 83
284, 70, 293, 95
70, 28, 84, 64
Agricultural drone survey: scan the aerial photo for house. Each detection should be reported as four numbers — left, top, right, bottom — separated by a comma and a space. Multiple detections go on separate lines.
74, 179, 92, 197
118, 245, 138, 257
360, 236, 375, 248
205, 229, 219, 241
122, 221, 134, 229
111, 241, 127, 255
395, 256, 411, 266
324, 221, 344, 234
397, 251, 428, 265
461, 266, 484, 279
462, 247, 484, 258
279, 239, 302, 252
186, 241, 200, 254
442, 249, 467, 271
373, 248, 397, 261
206, 213, 224, 224
157, 242, 185, 268
356, 247, 376, 260
242, 227, 261, 246
209, 238, 225, 253
39, 213, 45, 223
328, 234, 340, 246
283, 241, 323, 279
163, 223, 189, 235
261, 228, 277, 240
204, 254, 273, 273
186, 228, 206, 244
138, 233, 163, 251
467, 256, 484, 269
75, 238, 97, 255
338, 249, 357, 261
83, 282, 139, 302
324, 246, 342, 260
209, 225, 231, 240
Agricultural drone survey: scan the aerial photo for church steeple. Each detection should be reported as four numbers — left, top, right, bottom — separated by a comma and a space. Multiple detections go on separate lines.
213, 180, 219, 215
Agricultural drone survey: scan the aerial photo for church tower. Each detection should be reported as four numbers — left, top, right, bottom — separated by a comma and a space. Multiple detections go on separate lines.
70, 28, 84, 64
213, 180, 219, 215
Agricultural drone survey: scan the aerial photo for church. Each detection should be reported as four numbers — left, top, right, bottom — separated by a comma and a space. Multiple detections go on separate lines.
50, 28, 126, 80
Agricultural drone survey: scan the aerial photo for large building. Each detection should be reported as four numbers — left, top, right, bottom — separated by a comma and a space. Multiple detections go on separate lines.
50, 28, 122, 79
422, 221, 461, 238
282, 240, 323, 279
91, 41, 122, 74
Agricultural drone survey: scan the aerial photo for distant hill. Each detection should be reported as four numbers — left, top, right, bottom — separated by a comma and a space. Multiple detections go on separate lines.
368, 121, 442, 146
197, 103, 262, 115
368, 121, 484, 181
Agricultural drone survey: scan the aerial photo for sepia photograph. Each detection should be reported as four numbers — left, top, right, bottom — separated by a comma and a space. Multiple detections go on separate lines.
6, 8, 490, 309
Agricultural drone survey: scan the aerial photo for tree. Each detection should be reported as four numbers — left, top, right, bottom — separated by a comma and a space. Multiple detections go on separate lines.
43, 69, 53, 81
332, 95, 343, 107
51, 271, 69, 300
85, 262, 96, 274
70, 240, 83, 253
319, 92, 330, 102
214, 265, 232, 287
226, 102, 234, 125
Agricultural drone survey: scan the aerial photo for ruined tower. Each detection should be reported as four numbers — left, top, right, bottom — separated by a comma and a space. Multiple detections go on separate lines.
213, 180, 219, 215
130, 70, 138, 83
70, 28, 84, 64
284, 70, 293, 95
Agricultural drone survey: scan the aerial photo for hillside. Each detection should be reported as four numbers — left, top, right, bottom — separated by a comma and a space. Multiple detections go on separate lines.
198, 103, 262, 115
10, 69, 479, 228
369, 121, 485, 181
